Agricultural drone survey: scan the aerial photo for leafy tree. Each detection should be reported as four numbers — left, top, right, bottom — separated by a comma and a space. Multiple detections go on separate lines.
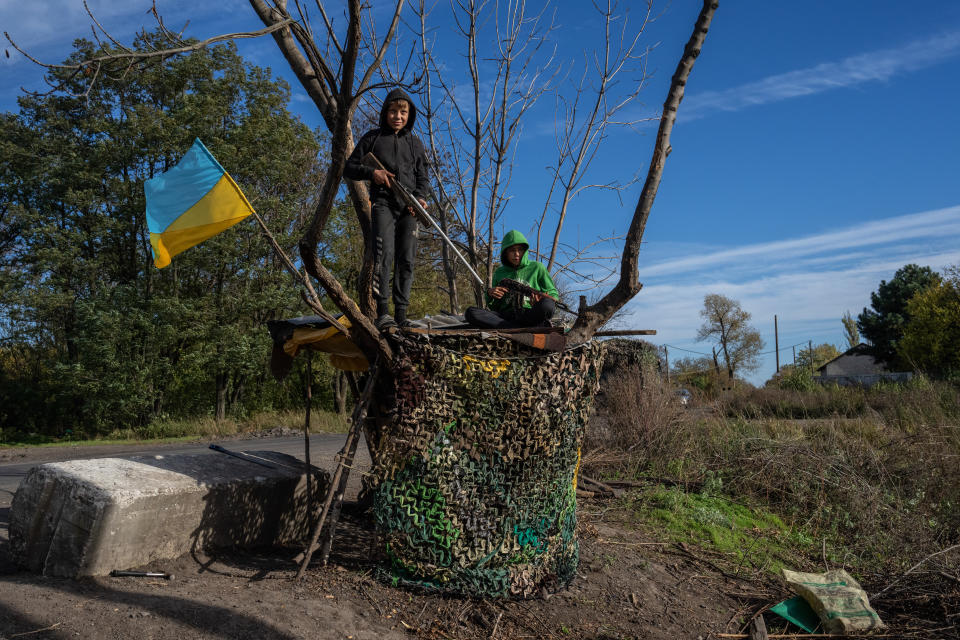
671, 355, 721, 395
797, 343, 841, 370
695, 294, 765, 380
0, 34, 325, 436
841, 311, 859, 349
769, 342, 839, 391
857, 264, 940, 368
898, 265, 960, 379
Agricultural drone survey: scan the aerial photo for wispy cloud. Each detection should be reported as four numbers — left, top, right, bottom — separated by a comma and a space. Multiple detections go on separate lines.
640, 206, 960, 278
681, 30, 960, 120
618, 205, 960, 383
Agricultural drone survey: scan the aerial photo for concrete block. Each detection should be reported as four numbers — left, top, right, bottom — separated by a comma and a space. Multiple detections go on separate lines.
9, 451, 329, 578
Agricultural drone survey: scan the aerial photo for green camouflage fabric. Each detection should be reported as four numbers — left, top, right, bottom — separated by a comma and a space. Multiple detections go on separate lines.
372, 333, 605, 598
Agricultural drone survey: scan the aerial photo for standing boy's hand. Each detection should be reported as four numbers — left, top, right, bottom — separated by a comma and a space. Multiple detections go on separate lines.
408, 198, 426, 216
372, 168, 394, 187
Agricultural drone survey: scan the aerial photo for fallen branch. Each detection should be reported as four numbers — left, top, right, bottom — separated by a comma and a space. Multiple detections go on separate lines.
579, 475, 623, 497
871, 543, 960, 600
667, 542, 752, 584
717, 635, 903, 639
489, 611, 503, 639
10, 623, 62, 638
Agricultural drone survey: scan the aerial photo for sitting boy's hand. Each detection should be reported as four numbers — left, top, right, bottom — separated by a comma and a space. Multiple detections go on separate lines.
488, 286, 507, 300
372, 168, 394, 187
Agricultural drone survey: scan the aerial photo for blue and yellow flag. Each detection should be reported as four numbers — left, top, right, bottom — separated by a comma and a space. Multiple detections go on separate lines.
144, 138, 254, 268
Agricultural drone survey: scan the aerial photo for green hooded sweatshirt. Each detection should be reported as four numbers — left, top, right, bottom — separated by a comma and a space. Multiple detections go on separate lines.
488, 229, 559, 312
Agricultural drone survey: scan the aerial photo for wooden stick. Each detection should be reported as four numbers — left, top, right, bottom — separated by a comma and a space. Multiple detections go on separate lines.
748, 615, 768, 640
317, 401, 363, 566
303, 351, 314, 529
296, 359, 379, 579
593, 330, 657, 336
579, 475, 623, 496
249, 209, 349, 335
717, 635, 901, 639
10, 623, 62, 638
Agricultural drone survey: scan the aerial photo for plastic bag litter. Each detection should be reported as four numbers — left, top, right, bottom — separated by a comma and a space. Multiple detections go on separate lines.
782, 568, 885, 633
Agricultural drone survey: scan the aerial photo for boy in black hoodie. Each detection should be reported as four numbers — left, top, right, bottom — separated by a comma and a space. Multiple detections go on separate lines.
344, 88, 430, 328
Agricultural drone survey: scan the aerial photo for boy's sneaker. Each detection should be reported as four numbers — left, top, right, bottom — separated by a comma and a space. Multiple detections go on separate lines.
398, 319, 416, 329
375, 314, 397, 330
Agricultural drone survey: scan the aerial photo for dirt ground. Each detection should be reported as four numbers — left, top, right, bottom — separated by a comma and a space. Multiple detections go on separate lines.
0, 440, 949, 640
0, 506, 776, 640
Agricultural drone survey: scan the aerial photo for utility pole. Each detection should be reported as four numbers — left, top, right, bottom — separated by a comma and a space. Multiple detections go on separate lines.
793, 345, 796, 364
774, 315, 780, 373
664, 345, 670, 384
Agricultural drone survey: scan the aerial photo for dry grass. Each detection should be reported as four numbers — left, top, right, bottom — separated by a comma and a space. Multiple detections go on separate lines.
587, 371, 960, 573
103, 409, 349, 441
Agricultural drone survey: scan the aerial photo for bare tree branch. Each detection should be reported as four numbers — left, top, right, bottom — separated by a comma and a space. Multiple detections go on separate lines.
4, 19, 295, 98
566, 0, 718, 344
545, 0, 652, 272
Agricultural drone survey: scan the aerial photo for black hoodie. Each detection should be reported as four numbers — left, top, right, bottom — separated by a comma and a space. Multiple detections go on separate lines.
343, 88, 430, 206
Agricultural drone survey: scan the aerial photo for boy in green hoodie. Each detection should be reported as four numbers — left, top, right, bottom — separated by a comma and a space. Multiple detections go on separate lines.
465, 230, 560, 329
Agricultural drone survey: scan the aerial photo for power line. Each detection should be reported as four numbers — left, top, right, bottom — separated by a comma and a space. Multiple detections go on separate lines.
758, 341, 808, 356
662, 344, 712, 357
663, 340, 817, 359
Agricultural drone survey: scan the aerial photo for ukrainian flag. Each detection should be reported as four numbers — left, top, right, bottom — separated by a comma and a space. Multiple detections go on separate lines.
144, 138, 254, 268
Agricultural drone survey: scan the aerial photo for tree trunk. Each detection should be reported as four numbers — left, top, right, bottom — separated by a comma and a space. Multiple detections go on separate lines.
229, 373, 245, 412
215, 371, 227, 421
333, 371, 348, 414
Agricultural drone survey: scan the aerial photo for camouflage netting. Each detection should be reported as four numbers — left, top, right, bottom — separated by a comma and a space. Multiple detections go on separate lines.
371, 333, 605, 599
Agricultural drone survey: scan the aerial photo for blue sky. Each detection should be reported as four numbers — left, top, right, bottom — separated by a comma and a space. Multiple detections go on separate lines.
3, 1, 959, 384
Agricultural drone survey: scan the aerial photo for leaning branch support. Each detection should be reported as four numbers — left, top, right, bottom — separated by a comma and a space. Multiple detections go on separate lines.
296, 357, 380, 579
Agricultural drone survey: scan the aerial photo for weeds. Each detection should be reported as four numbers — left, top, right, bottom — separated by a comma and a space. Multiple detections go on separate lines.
589, 372, 960, 574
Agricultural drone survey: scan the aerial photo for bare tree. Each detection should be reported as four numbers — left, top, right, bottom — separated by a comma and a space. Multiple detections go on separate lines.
538, 0, 655, 274
566, 0, 718, 343
424, 0, 556, 302
6, 0, 720, 353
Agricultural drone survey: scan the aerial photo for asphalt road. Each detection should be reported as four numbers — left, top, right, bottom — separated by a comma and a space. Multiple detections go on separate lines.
0, 433, 369, 511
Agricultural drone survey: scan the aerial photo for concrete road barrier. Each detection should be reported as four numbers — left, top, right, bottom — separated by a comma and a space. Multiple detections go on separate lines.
9, 451, 329, 577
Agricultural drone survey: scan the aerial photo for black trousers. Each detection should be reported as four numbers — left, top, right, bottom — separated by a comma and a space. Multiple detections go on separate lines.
372, 202, 418, 314
464, 297, 556, 329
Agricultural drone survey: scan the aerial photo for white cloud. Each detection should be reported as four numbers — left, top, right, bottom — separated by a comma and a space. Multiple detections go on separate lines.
640, 205, 960, 278
681, 30, 960, 120
619, 205, 960, 384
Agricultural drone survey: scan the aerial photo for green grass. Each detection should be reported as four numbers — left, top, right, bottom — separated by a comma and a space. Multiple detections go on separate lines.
622, 484, 815, 575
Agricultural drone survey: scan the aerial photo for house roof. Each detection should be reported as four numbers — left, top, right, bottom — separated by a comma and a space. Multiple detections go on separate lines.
816, 342, 874, 373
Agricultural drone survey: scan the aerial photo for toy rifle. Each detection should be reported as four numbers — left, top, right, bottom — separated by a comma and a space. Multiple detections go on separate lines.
362, 153, 485, 288
362, 153, 576, 316
498, 278, 575, 315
